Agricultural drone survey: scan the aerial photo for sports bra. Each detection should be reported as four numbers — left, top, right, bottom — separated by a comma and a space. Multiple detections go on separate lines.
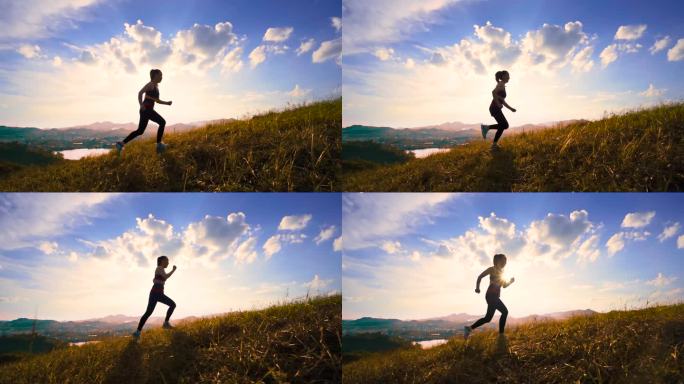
143, 86, 159, 109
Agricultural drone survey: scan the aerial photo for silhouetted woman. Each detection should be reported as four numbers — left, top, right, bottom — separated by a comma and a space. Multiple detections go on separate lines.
116, 69, 172, 154
481, 70, 516, 150
464, 253, 515, 339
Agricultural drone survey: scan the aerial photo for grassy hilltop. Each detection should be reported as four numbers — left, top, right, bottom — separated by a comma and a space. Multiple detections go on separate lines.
0, 99, 341, 192
343, 303, 684, 384
0, 295, 341, 384
343, 103, 684, 192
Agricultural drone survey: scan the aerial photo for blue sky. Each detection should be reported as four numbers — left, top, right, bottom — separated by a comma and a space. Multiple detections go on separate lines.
342, 193, 684, 320
0, 0, 341, 127
343, 0, 684, 127
0, 193, 341, 321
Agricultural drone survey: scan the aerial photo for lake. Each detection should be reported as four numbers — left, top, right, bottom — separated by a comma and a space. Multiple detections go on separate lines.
408, 148, 451, 158
412, 339, 448, 349
69, 340, 101, 347
58, 148, 111, 160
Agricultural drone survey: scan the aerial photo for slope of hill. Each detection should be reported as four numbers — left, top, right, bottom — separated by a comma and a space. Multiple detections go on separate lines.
0, 99, 341, 192
0, 295, 341, 384
343, 303, 684, 383
343, 103, 684, 191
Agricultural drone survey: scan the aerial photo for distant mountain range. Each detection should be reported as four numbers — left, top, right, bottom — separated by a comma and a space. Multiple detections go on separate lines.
343, 309, 598, 336
0, 119, 236, 152
342, 120, 588, 150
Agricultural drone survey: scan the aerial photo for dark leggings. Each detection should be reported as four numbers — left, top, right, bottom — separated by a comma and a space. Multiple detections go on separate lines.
123, 109, 166, 144
489, 106, 509, 143
470, 294, 508, 333
137, 290, 175, 331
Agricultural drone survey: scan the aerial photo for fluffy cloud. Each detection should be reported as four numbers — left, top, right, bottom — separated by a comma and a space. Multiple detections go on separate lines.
17, 44, 42, 58
646, 272, 677, 287
313, 38, 342, 64
333, 237, 342, 252
639, 83, 666, 98
288, 84, 311, 98
521, 21, 589, 69
235, 237, 258, 264
678, 235, 684, 249
278, 214, 312, 231
621, 211, 656, 228
261, 233, 307, 259
374, 47, 395, 61
571, 46, 594, 73
314, 225, 337, 245
576, 234, 601, 264
296, 38, 316, 56
380, 241, 402, 254
599, 44, 618, 68
263, 27, 293, 42
183, 213, 250, 260
38, 241, 59, 255
331, 17, 342, 33
667, 38, 684, 62
649, 36, 671, 55
52, 56, 63, 67
305, 274, 332, 291
173, 21, 239, 68
658, 222, 681, 242
614, 24, 647, 41
605, 230, 650, 256
0, 0, 102, 39
249, 45, 267, 68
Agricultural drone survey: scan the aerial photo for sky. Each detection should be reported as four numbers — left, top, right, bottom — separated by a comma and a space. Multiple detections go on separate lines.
0, 0, 341, 127
342, 193, 684, 320
0, 193, 342, 321
342, 0, 684, 127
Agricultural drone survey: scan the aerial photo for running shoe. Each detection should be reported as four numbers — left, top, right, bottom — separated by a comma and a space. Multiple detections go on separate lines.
162, 322, 174, 329
115, 142, 124, 154
156, 142, 167, 154
132, 330, 141, 339
480, 124, 489, 139
491, 143, 499, 151
463, 326, 472, 340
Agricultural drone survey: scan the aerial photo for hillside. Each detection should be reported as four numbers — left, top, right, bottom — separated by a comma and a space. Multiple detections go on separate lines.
343, 303, 684, 383
343, 103, 684, 191
0, 99, 341, 192
0, 295, 341, 384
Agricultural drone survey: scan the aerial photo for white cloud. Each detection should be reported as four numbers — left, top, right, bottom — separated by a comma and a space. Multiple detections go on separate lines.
173, 21, 239, 68
649, 36, 671, 54
315, 225, 336, 245
67, 251, 78, 262
278, 214, 312, 231
678, 234, 684, 249
380, 241, 402, 254
667, 38, 684, 62
0, 0, 102, 39
521, 21, 589, 69
183, 212, 250, 262
405, 58, 415, 69
600, 44, 619, 68
288, 84, 311, 98
263, 27, 293, 42
605, 230, 650, 256
220, 46, 243, 74
312, 38, 342, 64
17, 44, 42, 59
639, 84, 666, 98
305, 274, 332, 291
38, 241, 59, 255
0, 194, 115, 250
235, 236, 258, 264
614, 24, 647, 40
52, 56, 63, 67
646, 272, 677, 287
342, 0, 460, 54
342, 194, 455, 250
576, 234, 600, 263
571, 46, 594, 73
374, 47, 395, 61
296, 38, 316, 56
621, 211, 655, 228
263, 235, 282, 258
331, 17, 342, 33
658, 222, 681, 242
333, 236, 342, 252
249, 45, 267, 68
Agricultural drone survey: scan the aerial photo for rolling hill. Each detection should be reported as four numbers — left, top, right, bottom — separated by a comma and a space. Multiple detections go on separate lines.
343, 303, 684, 383
0, 99, 341, 192
0, 295, 341, 384
343, 103, 684, 191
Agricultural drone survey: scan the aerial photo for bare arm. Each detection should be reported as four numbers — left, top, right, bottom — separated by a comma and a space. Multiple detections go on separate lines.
492, 85, 516, 112
503, 277, 515, 288
163, 265, 177, 279
475, 267, 493, 293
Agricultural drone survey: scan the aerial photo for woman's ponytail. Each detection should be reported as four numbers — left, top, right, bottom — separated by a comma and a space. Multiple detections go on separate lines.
495, 70, 509, 82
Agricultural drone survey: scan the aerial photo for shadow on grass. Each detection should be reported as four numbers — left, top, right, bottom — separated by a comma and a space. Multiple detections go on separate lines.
104, 340, 145, 384
478, 147, 518, 191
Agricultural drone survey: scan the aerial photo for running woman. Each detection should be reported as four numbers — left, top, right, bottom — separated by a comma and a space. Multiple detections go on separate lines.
116, 69, 172, 154
481, 70, 516, 150
464, 253, 514, 339
132, 255, 177, 339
